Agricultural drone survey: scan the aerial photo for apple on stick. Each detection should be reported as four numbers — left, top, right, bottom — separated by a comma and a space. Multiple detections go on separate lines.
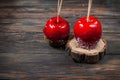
66, 0, 107, 63
74, 0, 102, 49
43, 0, 70, 47
74, 16, 102, 49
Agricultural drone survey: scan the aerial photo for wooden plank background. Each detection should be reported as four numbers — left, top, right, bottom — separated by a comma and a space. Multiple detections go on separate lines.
0, 0, 120, 80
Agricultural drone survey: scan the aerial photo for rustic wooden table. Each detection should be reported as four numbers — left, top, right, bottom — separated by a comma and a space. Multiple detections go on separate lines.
0, 0, 120, 80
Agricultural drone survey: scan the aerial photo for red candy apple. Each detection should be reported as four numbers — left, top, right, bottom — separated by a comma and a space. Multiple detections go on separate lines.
74, 16, 102, 49
43, 16, 70, 46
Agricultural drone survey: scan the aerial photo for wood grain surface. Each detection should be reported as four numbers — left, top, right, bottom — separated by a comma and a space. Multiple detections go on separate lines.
0, 0, 120, 80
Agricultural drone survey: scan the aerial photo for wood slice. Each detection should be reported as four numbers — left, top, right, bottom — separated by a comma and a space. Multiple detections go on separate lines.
66, 38, 107, 63
44, 36, 68, 48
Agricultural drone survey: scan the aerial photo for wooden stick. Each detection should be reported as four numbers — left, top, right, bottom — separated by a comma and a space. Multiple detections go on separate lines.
87, 0, 92, 22
57, 0, 63, 22
57, 0, 60, 13
57, 0, 60, 22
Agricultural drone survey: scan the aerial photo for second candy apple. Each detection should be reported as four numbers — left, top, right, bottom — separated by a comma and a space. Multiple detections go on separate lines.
74, 16, 102, 49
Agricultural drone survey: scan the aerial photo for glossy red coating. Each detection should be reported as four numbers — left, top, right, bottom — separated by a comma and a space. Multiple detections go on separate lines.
43, 16, 70, 41
74, 16, 102, 44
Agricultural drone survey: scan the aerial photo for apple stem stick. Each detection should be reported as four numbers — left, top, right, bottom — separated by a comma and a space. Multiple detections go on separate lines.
87, 0, 92, 22
57, 0, 63, 23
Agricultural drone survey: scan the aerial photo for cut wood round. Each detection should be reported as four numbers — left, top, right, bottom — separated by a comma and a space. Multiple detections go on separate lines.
66, 38, 107, 63
44, 36, 68, 48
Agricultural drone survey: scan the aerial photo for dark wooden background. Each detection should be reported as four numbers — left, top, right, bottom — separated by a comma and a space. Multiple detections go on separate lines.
0, 0, 120, 80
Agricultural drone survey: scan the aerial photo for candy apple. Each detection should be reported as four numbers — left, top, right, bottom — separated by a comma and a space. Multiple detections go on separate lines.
43, 16, 70, 47
74, 16, 102, 49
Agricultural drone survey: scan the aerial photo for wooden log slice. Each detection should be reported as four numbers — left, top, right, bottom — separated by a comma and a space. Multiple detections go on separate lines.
44, 36, 69, 48
66, 38, 107, 63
